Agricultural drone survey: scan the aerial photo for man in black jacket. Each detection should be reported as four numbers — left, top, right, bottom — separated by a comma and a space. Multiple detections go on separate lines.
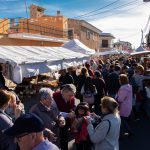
107, 65, 121, 98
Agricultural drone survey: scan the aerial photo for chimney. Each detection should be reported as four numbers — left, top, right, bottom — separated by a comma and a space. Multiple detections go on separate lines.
57, 10, 61, 16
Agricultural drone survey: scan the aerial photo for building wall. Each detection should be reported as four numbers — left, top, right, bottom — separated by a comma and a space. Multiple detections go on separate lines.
0, 34, 63, 46
80, 26, 100, 51
18, 16, 68, 38
0, 19, 9, 34
68, 19, 80, 39
100, 37, 114, 51
30, 5, 45, 18
113, 41, 132, 52
68, 19, 100, 51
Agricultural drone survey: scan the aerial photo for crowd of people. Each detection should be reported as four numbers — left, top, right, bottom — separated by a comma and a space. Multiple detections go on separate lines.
0, 55, 150, 150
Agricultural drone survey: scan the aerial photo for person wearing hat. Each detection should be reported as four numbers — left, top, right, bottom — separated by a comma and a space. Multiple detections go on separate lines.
4, 113, 59, 150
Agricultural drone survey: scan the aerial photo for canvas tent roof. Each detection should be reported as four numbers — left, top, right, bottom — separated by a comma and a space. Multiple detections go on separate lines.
96, 49, 119, 56
135, 46, 146, 52
0, 46, 89, 83
62, 39, 95, 55
130, 50, 150, 56
131, 46, 150, 56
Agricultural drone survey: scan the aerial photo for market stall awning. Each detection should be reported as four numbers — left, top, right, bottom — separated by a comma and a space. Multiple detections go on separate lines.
62, 39, 95, 55
135, 46, 146, 52
96, 49, 119, 56
0, 46, 89, 83
130, 50, 150, 56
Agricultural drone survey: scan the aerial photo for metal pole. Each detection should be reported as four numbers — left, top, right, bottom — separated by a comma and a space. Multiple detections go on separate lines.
24, 0, 29, 33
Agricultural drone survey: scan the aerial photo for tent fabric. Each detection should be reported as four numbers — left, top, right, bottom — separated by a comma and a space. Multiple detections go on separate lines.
0, 46, 89, 84
135, 46, 146, 52
62, 39, 95, 55
96, 49, 119, 56
130, 50, 150, 56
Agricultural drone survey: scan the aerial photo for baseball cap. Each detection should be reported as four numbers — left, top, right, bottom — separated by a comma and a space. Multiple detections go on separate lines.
4, 113, 45, 137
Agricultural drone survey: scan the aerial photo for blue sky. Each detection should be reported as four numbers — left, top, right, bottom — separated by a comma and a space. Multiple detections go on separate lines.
0, 0, 150, 48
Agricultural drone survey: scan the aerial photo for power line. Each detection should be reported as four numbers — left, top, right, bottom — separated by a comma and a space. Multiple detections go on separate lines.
86, 1, 143, 21
74, 0, 120, 19
78, 0, 139, 19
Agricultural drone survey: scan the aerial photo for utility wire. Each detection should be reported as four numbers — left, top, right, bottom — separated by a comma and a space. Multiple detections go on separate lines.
86, 1, 143, 21
78, 0, 139, 19
74, 0, 120, 18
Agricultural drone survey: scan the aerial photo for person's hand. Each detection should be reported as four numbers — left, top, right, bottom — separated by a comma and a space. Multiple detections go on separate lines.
67, 111, 75, 119
44, 128, 57, 142
85, 116, 92, 125
90, 112, 97, 119
14, 102, 24, 118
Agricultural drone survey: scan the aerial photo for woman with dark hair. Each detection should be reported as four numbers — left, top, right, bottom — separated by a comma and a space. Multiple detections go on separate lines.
0, 90, 16, 150
76, 67, 88, 101
81, 76, 97, 111
93, 71, 107, 115
71, 102, 91, 150
85, 63, 94, 78
85, 96, 121, 150
116, 74, 133, 137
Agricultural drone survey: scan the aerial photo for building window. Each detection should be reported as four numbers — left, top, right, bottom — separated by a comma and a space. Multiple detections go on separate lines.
86, 30, 90, 40
68, 29, 74, 39
102, 40, 108, 47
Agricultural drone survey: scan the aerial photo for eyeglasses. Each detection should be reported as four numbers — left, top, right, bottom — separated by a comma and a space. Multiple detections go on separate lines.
15, 133, 30, 141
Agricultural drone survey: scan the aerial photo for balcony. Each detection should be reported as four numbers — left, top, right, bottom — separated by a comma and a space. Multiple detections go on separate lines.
0, 19, 68, 41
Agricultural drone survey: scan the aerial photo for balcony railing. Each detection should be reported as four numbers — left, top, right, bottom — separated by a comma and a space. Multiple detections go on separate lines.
0, 19, 68, 38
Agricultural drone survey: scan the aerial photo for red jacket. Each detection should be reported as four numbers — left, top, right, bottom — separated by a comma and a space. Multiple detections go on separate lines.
53, 90, 75, 113
74, 117, 89, 143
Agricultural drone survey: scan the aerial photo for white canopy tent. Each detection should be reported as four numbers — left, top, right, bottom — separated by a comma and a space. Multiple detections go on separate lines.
96, 49, 119, 56
135, 46, 146, 52
0, 46, 89, 84
130, 46, 150, 56
130, 50, 150, 56
62, 39, 95, 55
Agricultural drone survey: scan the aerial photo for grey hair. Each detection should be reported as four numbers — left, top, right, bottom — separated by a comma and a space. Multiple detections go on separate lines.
61, 84, 76, 93
39, 88, 53, 100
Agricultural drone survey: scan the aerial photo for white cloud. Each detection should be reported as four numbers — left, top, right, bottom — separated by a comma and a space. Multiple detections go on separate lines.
89, 3, 150, 48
